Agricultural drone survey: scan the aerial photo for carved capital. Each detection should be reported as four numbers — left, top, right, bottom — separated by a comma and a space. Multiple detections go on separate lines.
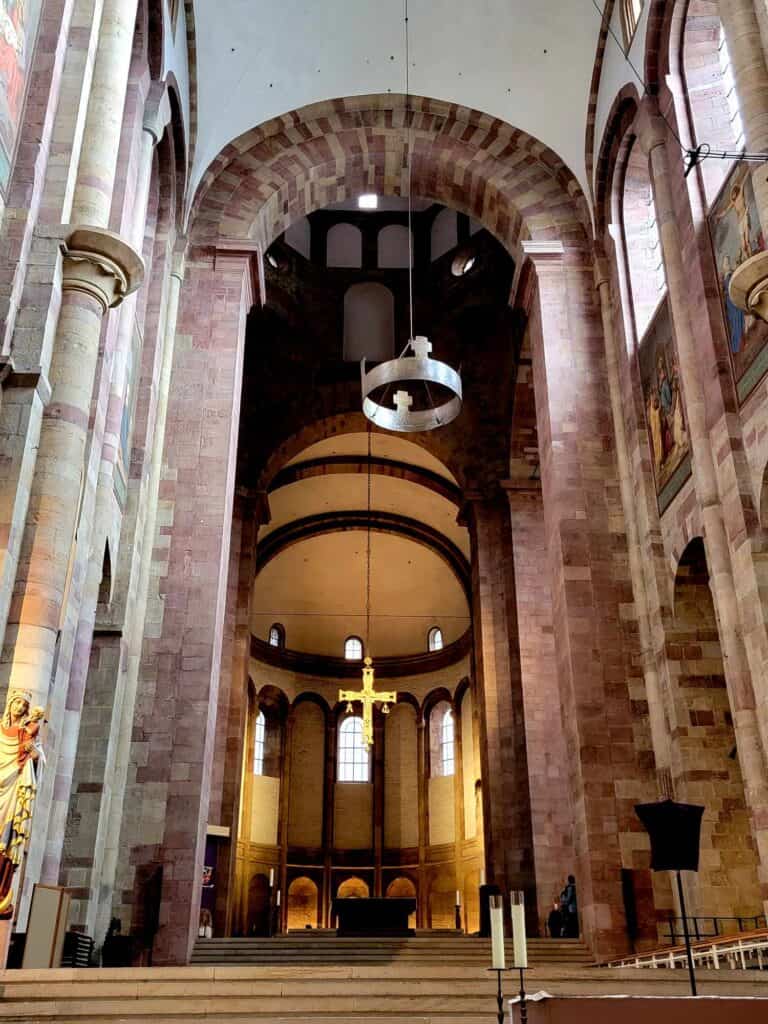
633, 98, 667, 156
61, 226, 144, 312
142, 81, 171, 144
728, 251, 768, 323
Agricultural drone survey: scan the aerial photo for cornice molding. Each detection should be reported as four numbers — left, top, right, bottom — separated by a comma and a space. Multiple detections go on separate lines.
250, 628, 472, 679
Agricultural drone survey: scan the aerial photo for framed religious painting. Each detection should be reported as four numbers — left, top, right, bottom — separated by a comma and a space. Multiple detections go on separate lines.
708, 160, 768, 403
638, 299, 692, 514
0, 0, 43, 195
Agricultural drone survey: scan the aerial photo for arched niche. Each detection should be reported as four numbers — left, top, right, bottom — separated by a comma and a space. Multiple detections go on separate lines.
287, 699, 326, 847
246, 872, 271, 936
428, 876, 456, 929
426, 698, 456, 847
430, 208, 458, 261
377, 224, 412, 268
327, 222, 362, 268
343, 282, 395, 362
386, 876, 417, 928
668, 538, 761, 917
287, 876, 319, 930
337, 875, 369, 899
384, 702, 418, 850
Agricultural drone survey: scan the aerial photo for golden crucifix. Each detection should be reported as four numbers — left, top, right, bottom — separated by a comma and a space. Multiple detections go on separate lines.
339, 657, 397, 749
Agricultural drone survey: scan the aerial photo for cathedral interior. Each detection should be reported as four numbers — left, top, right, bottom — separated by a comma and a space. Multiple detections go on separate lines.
1, 0, 768, 1002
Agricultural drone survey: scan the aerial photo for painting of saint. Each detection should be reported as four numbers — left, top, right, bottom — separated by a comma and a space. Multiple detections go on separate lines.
639, 301, 692, 513
0, 1, 41, 192
709, 161, 768, 398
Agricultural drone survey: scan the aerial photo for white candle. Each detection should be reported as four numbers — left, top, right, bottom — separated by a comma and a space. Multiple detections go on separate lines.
276, 889, 281, 907
490, 902, 505, 969
269, 868, 275, 888
455, 889, 461, 907
480, 869, 486, 886
510, 893, 528, 968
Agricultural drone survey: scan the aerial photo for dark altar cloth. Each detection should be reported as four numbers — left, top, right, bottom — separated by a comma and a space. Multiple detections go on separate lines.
331, 897, 416, 937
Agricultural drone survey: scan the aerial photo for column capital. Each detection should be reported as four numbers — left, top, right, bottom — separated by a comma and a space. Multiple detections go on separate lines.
521, 239, 565, 265
142, 81, 172, 145
633, 97, 668, 156
593, 255, 611, 292
61, 227, 144, 312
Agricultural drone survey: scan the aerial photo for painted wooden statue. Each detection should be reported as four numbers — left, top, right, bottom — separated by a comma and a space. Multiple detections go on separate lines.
0, 689, 43, 918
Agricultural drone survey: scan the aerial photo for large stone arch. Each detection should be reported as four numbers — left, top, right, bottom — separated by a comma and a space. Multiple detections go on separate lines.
187, 94, 592, 251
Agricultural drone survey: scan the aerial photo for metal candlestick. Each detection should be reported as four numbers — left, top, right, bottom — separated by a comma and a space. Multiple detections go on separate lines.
455, 903, 462, 931
518, 966, 528, 1024
487, 968, 511, 1024
675, 870, 697, 996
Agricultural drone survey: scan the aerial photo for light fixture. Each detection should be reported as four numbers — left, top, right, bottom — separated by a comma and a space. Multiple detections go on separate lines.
266, 251, 279, 269
452, 252, 476, 277
360, 2, 462, 433
358, 194, 378, 210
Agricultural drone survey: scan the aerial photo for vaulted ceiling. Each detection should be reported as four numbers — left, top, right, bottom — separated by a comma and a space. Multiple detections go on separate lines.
190, 0, 608, 201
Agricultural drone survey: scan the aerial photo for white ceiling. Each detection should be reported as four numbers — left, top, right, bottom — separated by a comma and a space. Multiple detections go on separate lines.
190, 0, 605, 203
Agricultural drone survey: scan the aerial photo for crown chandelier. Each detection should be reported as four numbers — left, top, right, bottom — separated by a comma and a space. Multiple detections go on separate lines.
360, 1, 463, 434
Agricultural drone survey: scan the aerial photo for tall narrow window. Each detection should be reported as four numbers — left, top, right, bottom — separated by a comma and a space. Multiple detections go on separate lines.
621, 0, 644, 47
344, 635, 363, 660
338, 716, 369, 782
253, 711, 266, 775
440, 709, 455, 777
427, 626, 443, 652
718, 26, 745, 151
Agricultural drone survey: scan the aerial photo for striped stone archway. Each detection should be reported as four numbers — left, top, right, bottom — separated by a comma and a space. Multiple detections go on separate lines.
188, 94, 592, 250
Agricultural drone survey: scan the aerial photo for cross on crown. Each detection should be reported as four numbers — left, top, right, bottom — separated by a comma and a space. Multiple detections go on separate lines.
411, 336, 432, 360
393, 389, 413, 414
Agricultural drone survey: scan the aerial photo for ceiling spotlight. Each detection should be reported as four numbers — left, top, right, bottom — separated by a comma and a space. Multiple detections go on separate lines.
266, 252, 279, 269
358, 194, 378, 210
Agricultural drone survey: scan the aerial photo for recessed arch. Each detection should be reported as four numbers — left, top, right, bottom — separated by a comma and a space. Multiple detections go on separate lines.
188, 95, 591, 251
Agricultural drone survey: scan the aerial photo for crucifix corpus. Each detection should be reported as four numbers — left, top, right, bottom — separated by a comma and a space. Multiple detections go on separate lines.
339, 657, 396, 750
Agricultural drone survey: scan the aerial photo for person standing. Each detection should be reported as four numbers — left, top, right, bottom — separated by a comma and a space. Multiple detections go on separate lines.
559, 875, 578, 938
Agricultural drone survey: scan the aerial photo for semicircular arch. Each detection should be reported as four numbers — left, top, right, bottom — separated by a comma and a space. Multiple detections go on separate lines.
188, 95, 591, 251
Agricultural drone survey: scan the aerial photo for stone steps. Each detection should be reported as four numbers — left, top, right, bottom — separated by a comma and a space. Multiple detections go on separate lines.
191, 936, 594, 966
0, 965, 766, 1021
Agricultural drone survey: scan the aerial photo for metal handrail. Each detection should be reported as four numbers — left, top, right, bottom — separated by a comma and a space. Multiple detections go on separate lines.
661, 914, 766, 943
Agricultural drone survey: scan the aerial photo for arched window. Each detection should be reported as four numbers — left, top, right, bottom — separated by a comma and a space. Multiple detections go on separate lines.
327, 223, 362, 268
338, 717, 369, 782
344, 635, 363, 660
427, 626, 443, 652
253, 710, 266, 775
343, 283, 395, 362
682, 11, 745, 206
377, 224, 413, 268
622, 137, 666, 340
440, 708, 455, 776
268, 623, 285, 649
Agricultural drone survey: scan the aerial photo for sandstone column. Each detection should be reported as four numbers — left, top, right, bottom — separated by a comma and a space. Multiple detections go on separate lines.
463, 493, 536, 921
524, 240, 659, 959
0, 0, 142, 707
637, 107, 768, 904
125, 249, 253, 965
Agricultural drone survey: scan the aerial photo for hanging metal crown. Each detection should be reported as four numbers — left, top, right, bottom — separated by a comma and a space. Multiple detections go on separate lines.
361, 335, 462, 433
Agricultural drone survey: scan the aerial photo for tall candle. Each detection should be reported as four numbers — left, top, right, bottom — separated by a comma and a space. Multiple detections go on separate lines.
269, 868, 275, 888
455, 889, 461, 907
480, 868, 486, 886
490, 899, 505, 969
276, 889, 281, 907
510, 891, 528, 969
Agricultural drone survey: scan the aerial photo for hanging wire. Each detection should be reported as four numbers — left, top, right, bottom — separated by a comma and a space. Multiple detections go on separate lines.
405, 0, 415, 344
365, 424, 372, 657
